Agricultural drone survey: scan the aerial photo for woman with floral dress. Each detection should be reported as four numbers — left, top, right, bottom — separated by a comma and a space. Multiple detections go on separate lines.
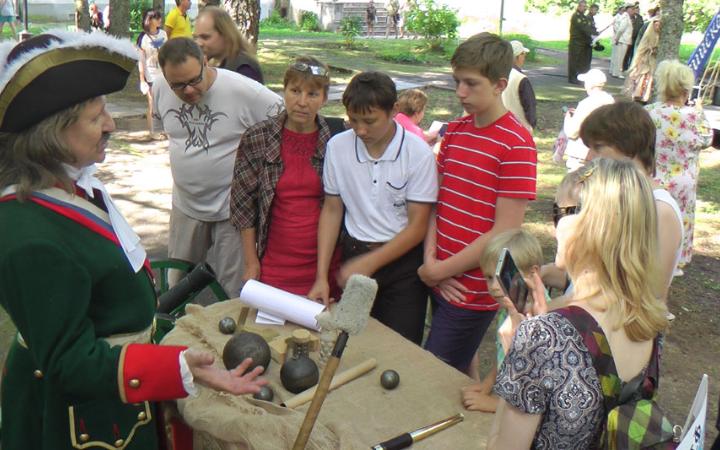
646, 60, 712, 269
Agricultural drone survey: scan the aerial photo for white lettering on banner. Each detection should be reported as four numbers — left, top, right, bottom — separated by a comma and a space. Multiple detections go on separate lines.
688, 9, 720, 79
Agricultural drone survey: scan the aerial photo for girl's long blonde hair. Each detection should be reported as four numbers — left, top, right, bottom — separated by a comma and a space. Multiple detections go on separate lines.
565, 158, 668, 341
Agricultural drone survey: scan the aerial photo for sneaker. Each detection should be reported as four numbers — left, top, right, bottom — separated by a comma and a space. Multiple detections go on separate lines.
673, 268, 684, 277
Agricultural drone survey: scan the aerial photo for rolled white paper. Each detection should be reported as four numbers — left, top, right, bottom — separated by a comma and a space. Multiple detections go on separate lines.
238, 280, 325, 330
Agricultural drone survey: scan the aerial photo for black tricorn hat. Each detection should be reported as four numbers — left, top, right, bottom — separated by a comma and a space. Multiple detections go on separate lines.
0, 30, 137, 133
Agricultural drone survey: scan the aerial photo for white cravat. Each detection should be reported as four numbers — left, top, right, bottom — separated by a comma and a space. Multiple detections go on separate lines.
63, 164, 147, 273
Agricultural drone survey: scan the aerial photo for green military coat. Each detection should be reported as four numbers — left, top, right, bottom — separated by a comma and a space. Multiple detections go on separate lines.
0, 187, 186, 450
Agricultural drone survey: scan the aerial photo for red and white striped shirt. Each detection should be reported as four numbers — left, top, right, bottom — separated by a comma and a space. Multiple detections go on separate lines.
435, 113, 537, 310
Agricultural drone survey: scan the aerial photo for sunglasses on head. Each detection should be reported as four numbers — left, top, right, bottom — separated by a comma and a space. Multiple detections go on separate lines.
552, 203, 579, 227
291, 62, 329, 77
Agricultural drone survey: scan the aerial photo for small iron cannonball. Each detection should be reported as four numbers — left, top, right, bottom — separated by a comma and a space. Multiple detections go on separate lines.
252, 385, 274, 402
218, 317, 237, 334
380, 369, 400, 390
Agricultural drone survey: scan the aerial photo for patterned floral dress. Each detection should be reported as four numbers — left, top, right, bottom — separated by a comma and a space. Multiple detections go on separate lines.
645, 102, 712, 265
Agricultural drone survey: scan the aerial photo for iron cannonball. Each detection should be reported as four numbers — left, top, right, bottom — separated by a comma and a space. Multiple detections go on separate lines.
252, 385, 274, 402
222, 332, 271, 374
218, 317, 237, 334
280, 354, 319, 394
380, 369, 400, 390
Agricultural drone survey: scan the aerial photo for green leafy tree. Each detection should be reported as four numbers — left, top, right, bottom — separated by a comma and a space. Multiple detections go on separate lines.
683, 0, 714, 33
404, 0, 459, 50
339, 16, 362, 48
130, 0, 151, 35
300, 11, 321, 32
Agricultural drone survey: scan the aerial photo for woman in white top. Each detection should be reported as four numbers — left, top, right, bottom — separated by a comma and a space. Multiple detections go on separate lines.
581, 101, 683, 301
137, 9, 168, 138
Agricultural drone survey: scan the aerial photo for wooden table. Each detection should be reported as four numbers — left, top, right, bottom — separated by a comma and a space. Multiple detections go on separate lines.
162, 299, 494, 449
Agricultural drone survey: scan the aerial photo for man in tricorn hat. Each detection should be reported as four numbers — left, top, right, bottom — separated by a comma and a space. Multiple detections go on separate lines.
0, 31, 267, 450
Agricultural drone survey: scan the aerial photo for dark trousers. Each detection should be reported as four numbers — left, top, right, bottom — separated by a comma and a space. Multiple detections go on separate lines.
341, 234, 428, 345
623, 43, 636, 71
568, 42, 592, 83
424, 292, 497, 373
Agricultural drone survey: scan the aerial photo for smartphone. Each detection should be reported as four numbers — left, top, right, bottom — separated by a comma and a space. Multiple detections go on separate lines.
438, 123, 448, 137
495, 248, 530, 313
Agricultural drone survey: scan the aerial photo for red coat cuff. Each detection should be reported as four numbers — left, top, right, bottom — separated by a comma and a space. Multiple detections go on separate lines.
119, 343, 188, 403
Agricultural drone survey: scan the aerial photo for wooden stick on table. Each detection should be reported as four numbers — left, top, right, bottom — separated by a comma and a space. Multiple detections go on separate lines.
282, 358, 377, 409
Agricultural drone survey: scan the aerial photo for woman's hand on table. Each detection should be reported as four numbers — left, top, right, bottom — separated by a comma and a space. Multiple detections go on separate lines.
185, 350, 268, 395
308, 278, 333, 307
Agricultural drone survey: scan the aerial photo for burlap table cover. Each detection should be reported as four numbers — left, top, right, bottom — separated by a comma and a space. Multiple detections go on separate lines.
161, 299, 493, 449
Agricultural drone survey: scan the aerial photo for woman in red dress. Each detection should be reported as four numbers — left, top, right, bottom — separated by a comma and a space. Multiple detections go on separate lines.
230, 56, 341, 302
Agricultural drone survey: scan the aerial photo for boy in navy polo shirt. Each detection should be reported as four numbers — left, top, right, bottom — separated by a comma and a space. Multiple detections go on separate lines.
308, 72, 438, 344
418, 33, 537, 374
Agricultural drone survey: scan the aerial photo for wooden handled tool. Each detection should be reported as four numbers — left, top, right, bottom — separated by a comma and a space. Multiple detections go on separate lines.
291, 275, 377, 450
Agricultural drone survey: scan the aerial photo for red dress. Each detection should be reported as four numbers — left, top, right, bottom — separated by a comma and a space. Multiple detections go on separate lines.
260, 127, 340, 296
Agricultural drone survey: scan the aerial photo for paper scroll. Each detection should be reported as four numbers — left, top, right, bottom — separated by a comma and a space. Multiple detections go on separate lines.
238, 280, 325, 331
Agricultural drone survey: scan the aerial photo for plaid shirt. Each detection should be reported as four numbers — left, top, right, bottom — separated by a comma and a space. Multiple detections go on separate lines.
230, 111, 332, 259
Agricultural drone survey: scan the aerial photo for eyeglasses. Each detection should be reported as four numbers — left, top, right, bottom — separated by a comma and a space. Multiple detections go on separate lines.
169, 66, 204, 91
552, 203, 579, 227
291, 62, 329, 77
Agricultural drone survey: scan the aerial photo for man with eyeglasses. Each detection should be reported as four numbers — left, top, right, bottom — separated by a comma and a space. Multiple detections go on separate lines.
153, 37, 283, 297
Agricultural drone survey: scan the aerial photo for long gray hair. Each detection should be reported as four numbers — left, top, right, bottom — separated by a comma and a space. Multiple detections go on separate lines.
0, 99, 88, 201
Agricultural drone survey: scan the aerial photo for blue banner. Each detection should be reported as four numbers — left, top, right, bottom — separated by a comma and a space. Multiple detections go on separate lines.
688, 9, 720, 80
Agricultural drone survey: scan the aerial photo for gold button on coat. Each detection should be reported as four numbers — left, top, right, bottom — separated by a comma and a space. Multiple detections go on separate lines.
137, 411, 147, 421
79, 434, 90, 443
33, 369, 43, 379
129, 379, 140, 388
114, 438, 124, 447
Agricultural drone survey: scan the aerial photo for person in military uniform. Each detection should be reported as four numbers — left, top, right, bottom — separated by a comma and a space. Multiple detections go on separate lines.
568, 0, 595, 84
0, 31, 267, 450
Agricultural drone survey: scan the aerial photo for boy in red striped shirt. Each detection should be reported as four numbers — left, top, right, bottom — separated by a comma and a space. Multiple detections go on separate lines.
418, 33, 538, 374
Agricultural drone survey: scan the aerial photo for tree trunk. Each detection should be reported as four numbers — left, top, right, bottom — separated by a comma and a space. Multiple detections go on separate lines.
107, 0, 130, 37
75, 0, 91, 31
199, 0, 221, 9
657, 0, 684, 64
223, 0, 260, 44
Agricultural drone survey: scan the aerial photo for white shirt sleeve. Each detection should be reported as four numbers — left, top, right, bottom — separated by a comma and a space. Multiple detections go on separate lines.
406, 148, 439, 203
322, 139, 340, 195
179, 350, 198, 397
248, 85, 284, 124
